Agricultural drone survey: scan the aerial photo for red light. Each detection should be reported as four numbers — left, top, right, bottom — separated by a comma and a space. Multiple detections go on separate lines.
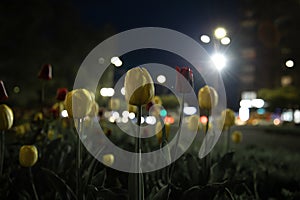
164, 116, 175, 124
199, 116, 208, 124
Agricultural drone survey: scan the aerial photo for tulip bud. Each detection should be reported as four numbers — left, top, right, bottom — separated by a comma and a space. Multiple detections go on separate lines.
127, 104, 137, 114
109, 98, 120, 110
0, 80, 8, 101
221, 109, 235, 128
89, 101, 99, 117
124, 67, 154, 106
19, 145, 38, 167
38, 64, 52, 80
155, 122, 170, 144
198, 85, 218, 110
56, 88, 68, 101
64, 89, 93, 118
0, 104, 14, 130
102, 154, 114, 166
231, 131, 242, 143
175, 67, 194, 93
187, 115, 199, 131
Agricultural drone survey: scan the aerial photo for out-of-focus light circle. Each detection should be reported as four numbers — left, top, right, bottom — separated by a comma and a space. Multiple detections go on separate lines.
183, 106, 197, 115
220, 37, 231, 45
114, 60, 122, 67
98, 57, 105, 64
13, 86, 20, 93
111, 56, 122, 67
239, 107, 250, 122
160, 109, 167, 117
211, 53, 226, 70
121, 87, 125, 95
122, 117, 129, 123
200, 116, 208, 124
200, 35, 210, 43
61, 110, 68, 118
164, 116, 175, 124
146, 116, 156, 125
128, 112, 135, 119
285, 60, 294, 68
257, 108, 265, 115
100, 88, 115, 97
141, 117, 145, 124
251, 99, 265, 108
122, 111, 129, 118
157, 75, 166, 83
109, 116, 115, 123
240, 99, 252, 108
273, 118, 281, 126
294, 109, 300, 124
112, 111, 120, 119
214, 27, 227, 39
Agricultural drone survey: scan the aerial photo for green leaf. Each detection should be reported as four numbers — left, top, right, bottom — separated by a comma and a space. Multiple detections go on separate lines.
152, 184, 171, 200
211, 152, 234, 182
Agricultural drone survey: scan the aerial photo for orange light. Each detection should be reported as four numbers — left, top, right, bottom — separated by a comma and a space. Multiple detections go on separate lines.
164, 116, 175, 124
199, 116, 208, 124
273, 118, 280, 126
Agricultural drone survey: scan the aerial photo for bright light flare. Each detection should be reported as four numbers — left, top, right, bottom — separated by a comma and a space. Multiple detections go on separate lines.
285, 60, 294, 68
214, 27, 227, 39
211, 53, 226, 70
157, 75, 166, 83
200, 35, 211, 43
221, 37, 231, 45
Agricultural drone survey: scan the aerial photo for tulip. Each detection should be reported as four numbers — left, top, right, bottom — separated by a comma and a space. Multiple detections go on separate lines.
187, 115, 199, 131
231, 131, 242, 143
0, 104, 14, 130
88, 101, 99, 117
175, 66, 194, 93
0, 81, 8, 101
19, 145, 38, 167
198, 85, 218, 110
56, 88, 68, 101
124, 67, 154, 106
64, 89, 93, 118
127, 104, 137, 114
38, 64, 52, 80
33, 112, 43, 122
155, 122, 170, 144
102, 154, 114, 166
221, 109, 235, 128
109, 98, 120, 110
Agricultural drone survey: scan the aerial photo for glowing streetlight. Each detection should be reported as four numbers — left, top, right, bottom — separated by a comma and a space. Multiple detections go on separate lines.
200, 34, 211, 43
214, 27, 227, 39
211, 53, 226, 70
221, 37, 231, 45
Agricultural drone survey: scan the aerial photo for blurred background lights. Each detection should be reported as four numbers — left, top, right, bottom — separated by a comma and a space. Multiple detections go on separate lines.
157, 75, 166, 83
214, 27, 227, 39
294, 109, 300, 124
240, 99, 252, 108
273, 118, 281, 126
251, 99, 265, 108
128, 112, 135, 119
164, 116, 175, 124
120, 87, 125, 95
160, 109, 167, 117
200, 34, 211, 43
100, 88, 115, 97
112, 111, 120, 119
285, 59, 294, 68
220, 37, 231, 45
239, 107, 250, 121
110, 56, 122, 67
61, 110, 68, 118
145, 116, 156, 125
200, 116, 208, 124
183, 106, 197, 115
211, 53, 226, 70
122, 111, 129, 118
13, 86, 20, 93
98, 57, 105, 64
281, 109, 293, 122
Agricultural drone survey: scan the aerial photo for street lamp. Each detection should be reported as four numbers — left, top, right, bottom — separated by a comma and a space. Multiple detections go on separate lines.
200, 27, 231, 71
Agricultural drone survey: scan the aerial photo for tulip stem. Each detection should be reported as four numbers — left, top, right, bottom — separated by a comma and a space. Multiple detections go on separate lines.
169, 94, 184, 180
226, 127, 231, 153
0, 131, 4, 175
136, 105, 144, 200
76, 118, 83, 200
203, 110, 211, 184
29, 167, 39, 200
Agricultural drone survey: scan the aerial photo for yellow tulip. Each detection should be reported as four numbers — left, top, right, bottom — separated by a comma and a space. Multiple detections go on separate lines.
64, 89, 93, 118
155, 122, 170, 144
188, 115, 199, 131
0, 104, 14, 130
109, 98, 120, 110
221, 109, 235, 128
198, 85, 218, 110
47, 129, 55, 140
33, 112, 43, 121
124, 67, 154, 106
102, 154, 114, 166
153, 96, 162, 105
127, 104, 137, 113
19, 145, 38, 167
89, 101, 99, 117
231, 131, 242, 143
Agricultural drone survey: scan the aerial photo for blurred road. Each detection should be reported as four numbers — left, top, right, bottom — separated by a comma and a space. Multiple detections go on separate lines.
230, 125, 300, 152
